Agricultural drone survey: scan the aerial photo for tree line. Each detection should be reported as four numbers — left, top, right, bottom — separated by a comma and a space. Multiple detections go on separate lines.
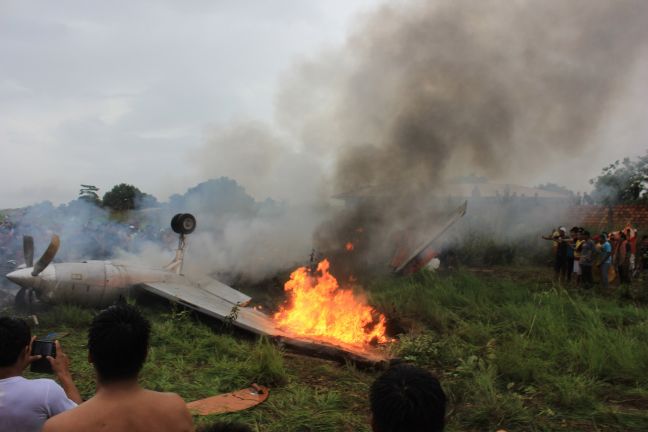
82, 151, 648, 212
79, 183, 158, 211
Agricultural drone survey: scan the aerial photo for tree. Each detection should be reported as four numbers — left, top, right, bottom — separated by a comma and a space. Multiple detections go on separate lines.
79, 184, 101, 206
102, 183, 158, 211
590, 152, 648, 205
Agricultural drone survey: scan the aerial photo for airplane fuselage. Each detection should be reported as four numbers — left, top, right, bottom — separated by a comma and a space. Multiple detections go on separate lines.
7, 261, 185, 307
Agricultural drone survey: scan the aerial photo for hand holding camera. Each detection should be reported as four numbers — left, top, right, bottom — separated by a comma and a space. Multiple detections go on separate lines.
30, 338, 56, 373
30, 339, 71, 380
47, 340, 72, 379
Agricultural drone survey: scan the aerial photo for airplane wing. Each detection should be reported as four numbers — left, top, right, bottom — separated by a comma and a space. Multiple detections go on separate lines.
195, 276, 252, 306
139, 281, 390, 365
139, 281, 284, 337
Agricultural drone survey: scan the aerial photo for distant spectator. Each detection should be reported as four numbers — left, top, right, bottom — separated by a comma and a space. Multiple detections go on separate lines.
370, 364, 446, 432
640, 235, 648, 272
198, 422, 253, 432
43, 305, 194, 432
0, 317, 81, 432
566, 227, 580, 283
579, 231, 595, 288
572, 228, 585, 285
600, 232, 613, 291
625, 226, 637, 275
543, 227, 570, 283
615, 232, 631, 285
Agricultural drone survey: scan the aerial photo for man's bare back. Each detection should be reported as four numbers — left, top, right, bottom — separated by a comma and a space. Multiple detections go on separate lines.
43, 386, 194, 432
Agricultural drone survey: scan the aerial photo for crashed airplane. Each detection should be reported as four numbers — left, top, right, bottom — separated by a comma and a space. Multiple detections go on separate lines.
5, 214, 390, 365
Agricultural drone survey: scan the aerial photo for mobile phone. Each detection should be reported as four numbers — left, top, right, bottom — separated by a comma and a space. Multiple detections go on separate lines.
30, 340, 56, 374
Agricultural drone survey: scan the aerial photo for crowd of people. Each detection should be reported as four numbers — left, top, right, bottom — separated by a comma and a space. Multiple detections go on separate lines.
0, 305, 447, 432
542, 224, 647, 290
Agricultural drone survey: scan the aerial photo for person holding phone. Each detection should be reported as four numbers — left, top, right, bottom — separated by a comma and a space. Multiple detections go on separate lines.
43, 304, 194, 432
0, 317, 81, 432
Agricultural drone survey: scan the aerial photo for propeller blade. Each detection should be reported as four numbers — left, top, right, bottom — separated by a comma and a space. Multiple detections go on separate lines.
23, 236, 34, 267
32, 235, 60, 276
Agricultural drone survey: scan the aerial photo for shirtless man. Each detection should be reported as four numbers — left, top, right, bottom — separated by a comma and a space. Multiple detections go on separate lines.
43, 305, 194, 432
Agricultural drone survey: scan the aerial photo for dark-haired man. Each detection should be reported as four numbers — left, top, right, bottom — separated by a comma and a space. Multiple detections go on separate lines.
43, 304, 194, 432
0, 317, 81, 432
370, 364, 446, 432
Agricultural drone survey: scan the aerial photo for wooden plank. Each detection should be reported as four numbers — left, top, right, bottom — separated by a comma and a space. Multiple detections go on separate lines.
186, 384, 269, 415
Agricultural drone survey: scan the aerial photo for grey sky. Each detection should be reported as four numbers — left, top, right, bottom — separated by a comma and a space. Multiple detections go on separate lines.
1, 0, 646, 208
0, 0, 376, 207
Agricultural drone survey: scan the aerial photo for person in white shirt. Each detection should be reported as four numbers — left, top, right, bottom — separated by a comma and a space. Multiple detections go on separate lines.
0, 317, 82, 432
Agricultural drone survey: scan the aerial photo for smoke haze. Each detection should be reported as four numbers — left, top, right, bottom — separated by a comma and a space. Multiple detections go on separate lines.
4, 0, 648, 284
280, 0, 648, 191
200, 0, 648, 274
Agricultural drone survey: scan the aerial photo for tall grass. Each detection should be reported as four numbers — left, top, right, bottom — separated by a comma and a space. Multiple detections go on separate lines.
22, 269, 648, 431
371, 270, 648, 430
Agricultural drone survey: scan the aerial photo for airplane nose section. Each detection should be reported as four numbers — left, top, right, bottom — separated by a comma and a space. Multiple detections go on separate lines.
6, 268, 32, 287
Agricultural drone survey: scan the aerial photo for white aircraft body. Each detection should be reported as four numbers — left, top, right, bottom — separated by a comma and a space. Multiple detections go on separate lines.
5, 214, 282, 337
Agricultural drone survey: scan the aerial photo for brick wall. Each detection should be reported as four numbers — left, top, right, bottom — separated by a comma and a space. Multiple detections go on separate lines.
565, 205, 648, 231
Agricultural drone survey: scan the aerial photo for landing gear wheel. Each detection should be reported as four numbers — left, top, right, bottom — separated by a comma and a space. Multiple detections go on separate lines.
171, 214, 183, 233
171, 213, 197, 235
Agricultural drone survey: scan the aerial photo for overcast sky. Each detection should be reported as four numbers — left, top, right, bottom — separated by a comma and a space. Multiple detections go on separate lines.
1, 1, 646, 208
0, 0, 377, 207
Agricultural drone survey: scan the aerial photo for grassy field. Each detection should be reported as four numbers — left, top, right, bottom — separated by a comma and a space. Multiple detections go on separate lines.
19, 267, 648, 431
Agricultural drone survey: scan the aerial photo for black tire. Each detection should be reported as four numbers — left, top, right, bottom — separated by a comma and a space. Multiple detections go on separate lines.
171, 213, 197, 235
171, 213, 183, 233
178, 213, 197, 234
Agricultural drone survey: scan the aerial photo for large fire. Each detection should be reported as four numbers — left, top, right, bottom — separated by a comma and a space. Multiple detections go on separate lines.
274, 259, 389, 347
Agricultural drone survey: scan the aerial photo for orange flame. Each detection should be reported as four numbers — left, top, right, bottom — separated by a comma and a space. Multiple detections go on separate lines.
274, 259, 388, 346
345, 242, 354, 251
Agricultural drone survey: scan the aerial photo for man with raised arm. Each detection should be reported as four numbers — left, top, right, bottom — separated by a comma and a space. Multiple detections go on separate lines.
0, 317, 81, 432
43, 304, 194, 432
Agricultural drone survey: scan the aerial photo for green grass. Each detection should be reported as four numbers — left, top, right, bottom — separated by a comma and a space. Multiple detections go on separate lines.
371, 269, 648, 431
21, 268, 648, 431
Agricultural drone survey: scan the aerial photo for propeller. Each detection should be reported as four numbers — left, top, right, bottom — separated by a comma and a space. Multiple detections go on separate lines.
15, 236, 34, 309
13, 235, 60, 310
32, 235, 60, 276
23, 235, 34, 267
